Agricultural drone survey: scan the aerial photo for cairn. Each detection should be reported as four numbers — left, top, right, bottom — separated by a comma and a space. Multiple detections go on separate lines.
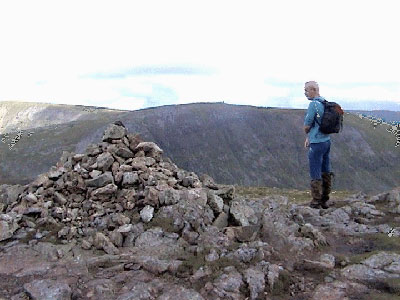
2, 123, 233, 254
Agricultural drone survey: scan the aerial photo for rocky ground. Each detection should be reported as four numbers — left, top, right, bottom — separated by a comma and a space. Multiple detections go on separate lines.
1, 122, 400, 300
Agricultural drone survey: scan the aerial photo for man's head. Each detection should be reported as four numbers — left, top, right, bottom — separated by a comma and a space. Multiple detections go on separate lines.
304, 81, 320, 100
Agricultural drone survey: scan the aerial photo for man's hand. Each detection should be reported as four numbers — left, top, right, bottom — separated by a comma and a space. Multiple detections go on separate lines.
304, 137, 310, 148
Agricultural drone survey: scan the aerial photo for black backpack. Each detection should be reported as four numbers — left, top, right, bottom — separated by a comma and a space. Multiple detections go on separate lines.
314, 100, 344, 134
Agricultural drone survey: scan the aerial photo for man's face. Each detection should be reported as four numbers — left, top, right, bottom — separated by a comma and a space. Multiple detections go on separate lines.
304, 85, 317, 100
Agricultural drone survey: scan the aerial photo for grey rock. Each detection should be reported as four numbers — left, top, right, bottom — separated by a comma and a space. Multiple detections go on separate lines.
48, 168, 65, 180
122, 172, 139, 187
24, 193, 38, 203
233, 245, 258, 263
0, 184, 24, 206
182, 176, 195, 188
85, 172, 113, 188
93, 232, 119, 255
320, 254, 336, 269
341, 252, 400, 282
96, 152, 115, 172
230, 200, 257, 226
143, 157, 156, 166
102, 124, 127, 142
140, 205, 154, 223
320, 206, 351, 226
212, 267, 244, 299
130, 157, 148, 170
89, 170, 102, 178
91, 184, 118, 198
116, 282, 156, 300
207, 190, 224, 213
122, 223, 144, 247
32, 242, 59, 261
190, 266, 213, 283
362, 251, 400, 272
199, 173, 218, 189
267, 264, 283, 292
205, 248, 219, 262
72, 153, 85, 162
119, 164, 133, 172
143, 186, 160, 207
117, 224, 133, 233
300, 254, 336, 272
135, 227, 170, 248
54, 192, 67, 205
158, 188, 180, 206
109, 230, 123, 247
157, 285, 205, 300
298, 223, 328, 246
111, 213, 131, 226
244, 267, 265, 300
0, 219, 19, 241
85, 278, 116, 300
135, 142, 163, 156
341, 263, 400, 281
351, 201, 385, 218
235, 225, 260, 242
24, 279, 72, 300
311, 280, 369, 300
0, 213, 21, 241
134, 255, 181, 274
214, 185, 235, 201
115, 146, 134, 158
212, 212, 229, 229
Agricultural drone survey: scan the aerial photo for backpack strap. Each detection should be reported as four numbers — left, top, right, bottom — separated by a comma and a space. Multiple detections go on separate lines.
313, 100, 326, 126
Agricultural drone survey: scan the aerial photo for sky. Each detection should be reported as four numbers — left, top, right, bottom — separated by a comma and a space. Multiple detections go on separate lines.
1, 0, 400, 112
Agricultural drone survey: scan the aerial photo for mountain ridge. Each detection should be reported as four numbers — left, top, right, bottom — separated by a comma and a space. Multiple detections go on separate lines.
1, 101, 399, 195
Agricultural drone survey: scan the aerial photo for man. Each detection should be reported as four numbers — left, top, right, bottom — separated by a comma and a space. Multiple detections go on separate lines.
303, 81, 334, 209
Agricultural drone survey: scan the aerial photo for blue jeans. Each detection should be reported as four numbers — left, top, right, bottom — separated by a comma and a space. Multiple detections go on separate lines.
308, 140, 331, 180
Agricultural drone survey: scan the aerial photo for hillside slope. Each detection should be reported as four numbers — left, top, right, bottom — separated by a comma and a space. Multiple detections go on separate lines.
1, 101, 399, 195
0, 123, 400, 299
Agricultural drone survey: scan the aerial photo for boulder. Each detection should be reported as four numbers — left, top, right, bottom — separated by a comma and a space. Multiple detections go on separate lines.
102, 124, 127, 142
24, 279, 72, 300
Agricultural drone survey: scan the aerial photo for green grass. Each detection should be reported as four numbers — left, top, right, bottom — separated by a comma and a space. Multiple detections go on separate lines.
233, 185, 357, 205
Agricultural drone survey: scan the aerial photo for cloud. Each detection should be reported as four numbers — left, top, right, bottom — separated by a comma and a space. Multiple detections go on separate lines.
82, 65, 216, 79
1, 0, 400, 111
323, 84, 400, 103
105, 96, 146, 111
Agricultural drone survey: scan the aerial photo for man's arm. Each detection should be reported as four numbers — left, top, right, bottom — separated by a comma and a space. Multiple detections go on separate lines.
304, 101, 316, 134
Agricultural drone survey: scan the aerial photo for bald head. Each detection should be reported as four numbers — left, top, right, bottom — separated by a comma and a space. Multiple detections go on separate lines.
305, 81, 319, 91
304, 81, 320, 100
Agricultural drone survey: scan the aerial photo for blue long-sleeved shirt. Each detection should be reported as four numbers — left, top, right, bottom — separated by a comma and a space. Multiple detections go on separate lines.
304, 96, 330, 143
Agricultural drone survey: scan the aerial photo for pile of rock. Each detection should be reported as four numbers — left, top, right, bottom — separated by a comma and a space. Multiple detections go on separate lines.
1, 122, 238, 254
3, 122, 400, 298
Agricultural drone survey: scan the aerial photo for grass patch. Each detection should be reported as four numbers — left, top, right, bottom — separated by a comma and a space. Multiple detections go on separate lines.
234, 185, 356, 205
270, 269, 297, 296
360, 278, 400, 298
347, 233, 400, 265
360, 291, 400, 300
363, 233, 400, 252
348, 249, 384, 265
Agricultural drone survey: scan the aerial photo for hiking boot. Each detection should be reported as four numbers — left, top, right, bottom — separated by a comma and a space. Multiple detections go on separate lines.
321, 172, 335, 209
309, 179, 323, 209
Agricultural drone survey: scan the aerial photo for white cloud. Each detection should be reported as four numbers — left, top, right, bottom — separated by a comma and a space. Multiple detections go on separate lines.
105, 96, 147, 111
0, 0, 399, 110
323, 85, 400, 103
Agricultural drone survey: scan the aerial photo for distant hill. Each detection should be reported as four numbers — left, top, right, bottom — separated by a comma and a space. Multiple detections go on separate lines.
346, 109, 400, 125
1, 101, 399, 195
